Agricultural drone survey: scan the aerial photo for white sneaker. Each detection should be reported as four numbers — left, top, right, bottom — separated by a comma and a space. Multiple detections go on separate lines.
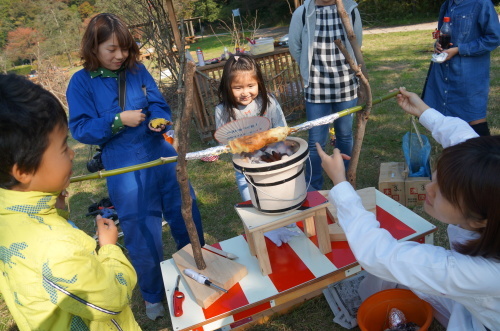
145, 301, 165, 320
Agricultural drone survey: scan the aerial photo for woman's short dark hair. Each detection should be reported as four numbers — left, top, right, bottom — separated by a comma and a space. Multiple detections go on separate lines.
80, 13, 139, 71
437, 135, 500, 259
0, 74, 68, 189
218, 54, 269, 123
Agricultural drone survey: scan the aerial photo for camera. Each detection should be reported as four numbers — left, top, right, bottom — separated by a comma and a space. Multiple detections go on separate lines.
86, 149, 105, 173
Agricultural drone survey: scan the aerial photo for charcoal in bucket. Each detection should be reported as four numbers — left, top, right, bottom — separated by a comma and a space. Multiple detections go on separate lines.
232, 137, 309, 214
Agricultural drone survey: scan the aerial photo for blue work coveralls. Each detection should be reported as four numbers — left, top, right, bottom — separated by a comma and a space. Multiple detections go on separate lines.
67, 63, 205, 303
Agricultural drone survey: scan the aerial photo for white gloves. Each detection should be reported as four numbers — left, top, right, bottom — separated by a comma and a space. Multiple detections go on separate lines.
264, 227, 300, 247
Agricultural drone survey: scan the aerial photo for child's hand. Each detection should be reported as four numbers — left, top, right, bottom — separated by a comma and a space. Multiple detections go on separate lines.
316, 143, 349, 186
395, 87, 430, 117
95, 215, 118, 246
55, 190, 68, 210
120, 109, 145, 127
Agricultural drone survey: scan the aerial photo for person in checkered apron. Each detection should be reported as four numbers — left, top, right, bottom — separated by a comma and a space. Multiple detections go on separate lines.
289, 0, 362, 190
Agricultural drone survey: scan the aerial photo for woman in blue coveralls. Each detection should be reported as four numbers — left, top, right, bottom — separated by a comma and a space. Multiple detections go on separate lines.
422, 0, 500, 136
67, 13, 205, 320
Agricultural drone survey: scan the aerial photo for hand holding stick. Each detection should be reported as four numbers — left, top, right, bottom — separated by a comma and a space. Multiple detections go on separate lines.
395, 87, 431, 117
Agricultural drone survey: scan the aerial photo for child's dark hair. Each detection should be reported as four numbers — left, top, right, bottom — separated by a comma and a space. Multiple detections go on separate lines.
437, 135, 500, 259
81, 13, 139, 71
218, 54, 269, 122
0, 74, 67, 189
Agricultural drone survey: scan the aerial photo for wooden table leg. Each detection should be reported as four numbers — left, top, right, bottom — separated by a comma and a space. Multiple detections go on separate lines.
314, 208, 332, 254
244, 226, 256, 256
254, 230, 272, 276
303, 216, 316, 237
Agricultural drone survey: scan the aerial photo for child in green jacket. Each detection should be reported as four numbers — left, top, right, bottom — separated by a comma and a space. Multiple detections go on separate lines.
0, 73, 141, 330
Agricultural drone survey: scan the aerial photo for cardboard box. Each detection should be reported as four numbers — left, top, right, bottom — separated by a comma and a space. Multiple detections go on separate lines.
378, 162, 406, 204
249, 38, 275, 56
405, 176, 431, 207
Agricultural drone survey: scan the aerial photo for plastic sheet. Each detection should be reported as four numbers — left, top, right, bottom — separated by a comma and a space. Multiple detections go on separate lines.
402, 132, 431, 177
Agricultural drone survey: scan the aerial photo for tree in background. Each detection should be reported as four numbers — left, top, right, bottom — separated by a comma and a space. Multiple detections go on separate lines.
35, 1, 81, 67
191, 0, 222, 23
5, 27, 41, 64
78, 1, 95, 18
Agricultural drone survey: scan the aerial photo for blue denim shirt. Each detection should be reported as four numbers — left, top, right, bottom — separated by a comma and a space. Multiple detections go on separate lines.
423, 0, 500, 122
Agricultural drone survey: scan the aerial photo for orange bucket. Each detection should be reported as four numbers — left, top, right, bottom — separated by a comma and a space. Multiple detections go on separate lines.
357, 289, 433, 331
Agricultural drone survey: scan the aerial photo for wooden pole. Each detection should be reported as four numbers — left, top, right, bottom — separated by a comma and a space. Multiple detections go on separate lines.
176, 60, 206, 270
335, 0, 372, 189
163, 0, 182, 53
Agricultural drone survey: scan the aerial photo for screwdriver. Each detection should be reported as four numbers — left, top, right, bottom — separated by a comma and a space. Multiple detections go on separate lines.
173, 275, 185, 317
184, 269, 228, 293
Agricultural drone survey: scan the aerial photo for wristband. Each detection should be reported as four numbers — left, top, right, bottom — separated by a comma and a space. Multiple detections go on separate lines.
111, 113, 125, 134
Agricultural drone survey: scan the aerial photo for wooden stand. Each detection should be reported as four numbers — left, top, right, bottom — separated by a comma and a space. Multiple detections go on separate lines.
235, 191, 332, 276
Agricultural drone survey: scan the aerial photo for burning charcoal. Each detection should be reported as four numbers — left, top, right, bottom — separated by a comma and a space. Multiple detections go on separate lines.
271, 151, 282, 161
260, 153, 274, 163
250, 150, 264, 162
240, 139, 298, 164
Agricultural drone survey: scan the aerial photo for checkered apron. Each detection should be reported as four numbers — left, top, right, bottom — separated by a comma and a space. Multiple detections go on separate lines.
305, 5, 358, 103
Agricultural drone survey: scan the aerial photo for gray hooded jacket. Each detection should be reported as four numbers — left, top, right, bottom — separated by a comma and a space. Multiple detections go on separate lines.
288, 0, 362, 88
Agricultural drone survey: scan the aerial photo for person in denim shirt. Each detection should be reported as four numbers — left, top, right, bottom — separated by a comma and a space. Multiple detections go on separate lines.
423, 0, 500, 136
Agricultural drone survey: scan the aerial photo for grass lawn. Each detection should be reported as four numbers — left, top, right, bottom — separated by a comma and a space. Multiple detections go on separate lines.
0, 27, 498, 331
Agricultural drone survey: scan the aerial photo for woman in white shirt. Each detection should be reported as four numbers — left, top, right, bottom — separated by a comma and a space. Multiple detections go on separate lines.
317, 87, 500, 330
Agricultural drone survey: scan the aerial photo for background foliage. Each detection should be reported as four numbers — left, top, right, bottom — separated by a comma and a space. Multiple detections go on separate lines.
1, 0, 487, 69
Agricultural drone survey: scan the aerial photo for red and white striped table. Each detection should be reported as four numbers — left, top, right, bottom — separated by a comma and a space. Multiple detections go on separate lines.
160, 189, 436, 331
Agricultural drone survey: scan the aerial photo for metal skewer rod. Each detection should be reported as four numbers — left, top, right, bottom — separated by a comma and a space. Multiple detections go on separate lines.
69, 91, 400, 184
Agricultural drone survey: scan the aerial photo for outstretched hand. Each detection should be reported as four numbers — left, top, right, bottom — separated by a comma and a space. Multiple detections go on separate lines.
395, 87, 430, 118
95, 215, 118, 247
315, 143, 350, 186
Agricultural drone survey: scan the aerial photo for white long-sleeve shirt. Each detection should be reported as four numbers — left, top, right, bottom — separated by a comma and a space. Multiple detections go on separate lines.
329, 109, 498, 330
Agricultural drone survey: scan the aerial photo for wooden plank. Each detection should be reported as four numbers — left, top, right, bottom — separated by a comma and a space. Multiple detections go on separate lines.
320, 187, 377, 222
163, 0, 182, 52
172, 244, 248, 308
328, 222, 347, 241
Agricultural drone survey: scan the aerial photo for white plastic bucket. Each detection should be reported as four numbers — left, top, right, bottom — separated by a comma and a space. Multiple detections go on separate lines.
232, 137, 309, 214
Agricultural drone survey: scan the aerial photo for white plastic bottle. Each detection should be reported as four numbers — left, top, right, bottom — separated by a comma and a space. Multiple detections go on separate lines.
196, 47, 205, 66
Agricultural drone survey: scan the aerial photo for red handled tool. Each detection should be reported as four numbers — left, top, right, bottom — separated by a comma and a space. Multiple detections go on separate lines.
173, 275, 185, 317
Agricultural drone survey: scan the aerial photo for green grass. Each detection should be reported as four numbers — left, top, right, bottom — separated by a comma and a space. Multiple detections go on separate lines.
1, 27, 498, 331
